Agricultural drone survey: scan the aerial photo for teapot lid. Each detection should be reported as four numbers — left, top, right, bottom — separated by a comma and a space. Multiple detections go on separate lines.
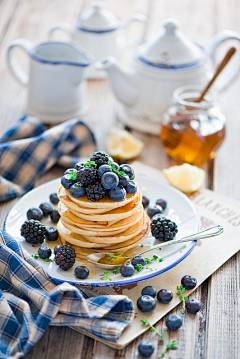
76, 1, 121, 33
136, 18, 206, 68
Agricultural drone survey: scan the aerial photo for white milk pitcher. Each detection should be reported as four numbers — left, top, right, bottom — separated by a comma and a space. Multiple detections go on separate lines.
7, 40, 92, 123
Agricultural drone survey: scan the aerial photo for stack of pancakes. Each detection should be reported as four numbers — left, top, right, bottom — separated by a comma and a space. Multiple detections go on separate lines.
57, 184, 150, 260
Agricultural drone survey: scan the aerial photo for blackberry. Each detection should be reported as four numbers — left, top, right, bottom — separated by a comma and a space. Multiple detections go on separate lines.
90, 151, 110, 168
55, 244, 76, 271
86, 182, 106, 201
20, 220, 46, 245
151, 218, 178, 241
77, 167, 98, 186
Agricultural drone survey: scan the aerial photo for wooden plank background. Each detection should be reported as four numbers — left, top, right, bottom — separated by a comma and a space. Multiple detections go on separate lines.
0, 0, 240, 358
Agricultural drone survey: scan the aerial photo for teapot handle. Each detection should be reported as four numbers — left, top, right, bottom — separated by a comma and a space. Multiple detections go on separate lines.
7, 39, 33, 86
48, 22, 72, 40
123, 13, 147, 47
209, 30, 240, 92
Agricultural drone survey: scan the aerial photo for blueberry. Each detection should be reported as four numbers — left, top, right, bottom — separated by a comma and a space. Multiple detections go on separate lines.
147, 205, 163, 219
166, 314, 182, 330
157, 289, 173, 304
39, 202, 54, 217
120, 263, 135, 277
101, 172, 119, 189
70, 182, 86, 198
141, 286, 157, 298
74, 162, 85, 171
151, 213, 166, 221
137, 295, 156, 312
138, 341, 154, 357
54, 245, 62, 255
45, 227, 59, 241
38, 246, 52, 259
49, 193, 59, 205
98, 164, 112, 177
181, 275, 197, 290
50, 210, 60, 223
119, 164, 135, 180
111, 162, 120, 171
61, 174, 77, 189
125, 180, 137, 194
108, 186, 126, 202
186, 298, 202, 314
131, 256, 146, 268
142, 196, 149, 209
119, 174, 129, 187
74, 266, 89, 279
27, 208, 43, 221
156, 199, 167, 210
64, 168, 77, 175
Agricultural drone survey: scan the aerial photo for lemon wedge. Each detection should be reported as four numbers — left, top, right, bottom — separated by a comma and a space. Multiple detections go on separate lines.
106, 128, 144, 159
162, 163, 205, 193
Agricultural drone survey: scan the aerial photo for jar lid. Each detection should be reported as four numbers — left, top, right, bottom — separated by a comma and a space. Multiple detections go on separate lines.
76, 1, 121, 33
136, 18, 206, 68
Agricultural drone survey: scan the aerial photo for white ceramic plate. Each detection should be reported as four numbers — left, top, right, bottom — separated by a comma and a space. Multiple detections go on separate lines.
4, 175, 200, 287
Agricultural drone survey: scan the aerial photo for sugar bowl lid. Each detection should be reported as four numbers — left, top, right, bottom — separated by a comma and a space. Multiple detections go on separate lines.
76, 1, 121, 32
136, 18, 206, 68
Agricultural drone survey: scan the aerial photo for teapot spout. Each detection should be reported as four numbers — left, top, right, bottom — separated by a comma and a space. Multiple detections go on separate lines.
95, 57, 137, 107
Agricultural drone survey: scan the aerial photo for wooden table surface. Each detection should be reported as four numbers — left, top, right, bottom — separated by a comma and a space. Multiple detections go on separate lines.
0, 0, 240, 358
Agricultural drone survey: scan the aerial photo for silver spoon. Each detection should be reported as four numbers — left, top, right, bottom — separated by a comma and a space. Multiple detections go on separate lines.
86, 225, 224, 270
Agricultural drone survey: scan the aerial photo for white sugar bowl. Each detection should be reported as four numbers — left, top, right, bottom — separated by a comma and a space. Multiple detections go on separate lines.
49, 1, 147, 79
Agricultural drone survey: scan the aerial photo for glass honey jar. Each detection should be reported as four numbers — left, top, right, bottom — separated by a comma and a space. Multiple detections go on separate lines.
160, 85, 226, 165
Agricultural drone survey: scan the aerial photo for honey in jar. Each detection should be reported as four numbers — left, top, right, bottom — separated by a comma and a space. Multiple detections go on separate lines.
160, 85, 226, 165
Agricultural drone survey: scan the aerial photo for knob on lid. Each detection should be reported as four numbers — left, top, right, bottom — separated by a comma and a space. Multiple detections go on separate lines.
137, 18, 205, 67
76, 1, 120, 32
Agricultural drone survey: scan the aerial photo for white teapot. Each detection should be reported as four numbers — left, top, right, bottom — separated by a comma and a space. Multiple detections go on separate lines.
49, 1, 147, 79
96, 18, 240, 134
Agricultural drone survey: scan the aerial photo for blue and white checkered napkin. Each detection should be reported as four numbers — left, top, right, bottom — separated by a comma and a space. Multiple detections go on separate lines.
0, 231, 134, 359
0, 115, 96, 202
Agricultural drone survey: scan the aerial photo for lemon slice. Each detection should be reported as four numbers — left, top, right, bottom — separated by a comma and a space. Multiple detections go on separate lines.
163, 163, 205, 193
106, 128, 144, 159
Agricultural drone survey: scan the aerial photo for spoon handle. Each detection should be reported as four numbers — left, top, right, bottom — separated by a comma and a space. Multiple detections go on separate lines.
137, 225, 224, 256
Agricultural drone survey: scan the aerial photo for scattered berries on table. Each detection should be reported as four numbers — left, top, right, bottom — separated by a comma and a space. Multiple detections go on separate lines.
38, 246, 52, 259
125, 180, 137, 194
86, 182, 106, 201
21, 220, 46, 245
147, 205, 163, 219
50, 210, 60, 223
138, 341, 155, 357
108, 186, 126, 202
98, 164, 112, 177
49, 193, 59, 205
155, 199, 167, 210
181, 275, 197, 290
119, 164, 135, 180
55, 244, 76, 271
151, 218, 178, 241
141, 285, 157, 298
120, 263, 135, 277
157, 289, 173, 304
77, 167, 98, 187
61, 174, 77, 189
45, 227, 59, 241
70, 182, 86, 198
101, 172, 119, 189
90, 151, 110, 168
74, 266, 89, 279
39, 202, 54, 217
151, 213, 165, 221
131, 256, 146, 268
165, 314, 183, 331
137, 295, 156, 312
186, 298, 202, 314
142, 196, 150, 209
27, 208, 43, 221
54, 245, 62, 255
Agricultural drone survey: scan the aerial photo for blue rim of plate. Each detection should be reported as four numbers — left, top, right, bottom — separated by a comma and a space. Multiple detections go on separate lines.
4, 175, 200, 287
